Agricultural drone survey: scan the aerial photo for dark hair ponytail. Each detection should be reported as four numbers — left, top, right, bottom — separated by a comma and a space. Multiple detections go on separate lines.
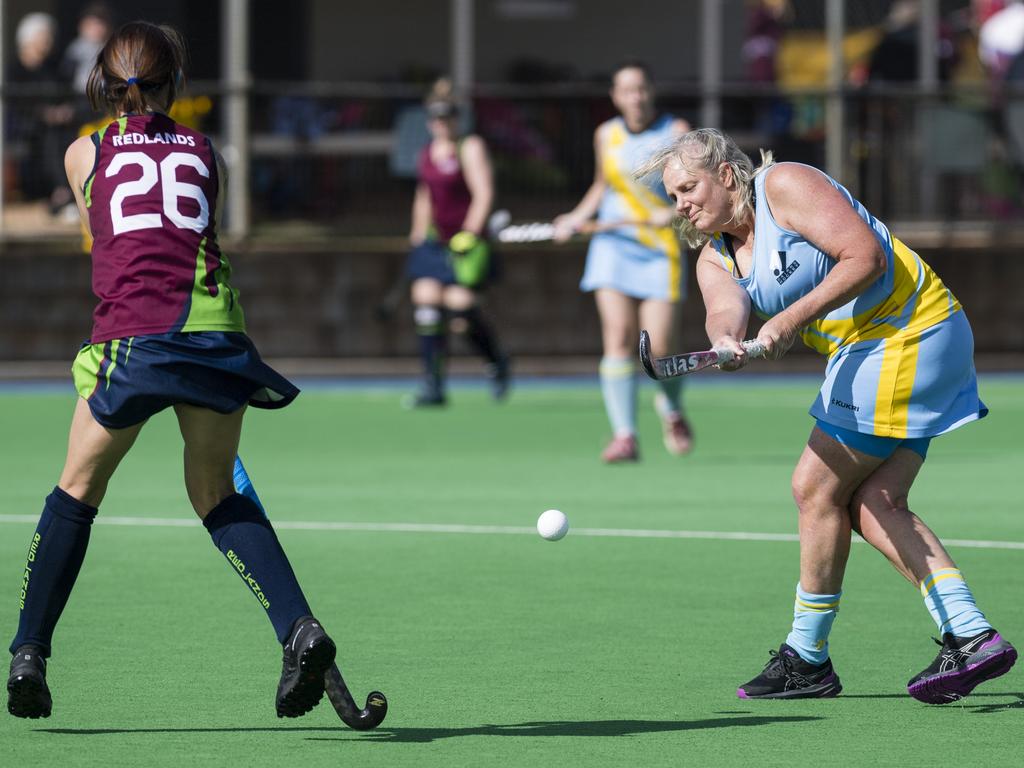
86, 21, 186, 115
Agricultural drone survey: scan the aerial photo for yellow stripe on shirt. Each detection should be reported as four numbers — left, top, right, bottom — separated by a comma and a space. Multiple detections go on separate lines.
601, 122, 680, 258
802, 238, 959, 357
872, 332, 923, 437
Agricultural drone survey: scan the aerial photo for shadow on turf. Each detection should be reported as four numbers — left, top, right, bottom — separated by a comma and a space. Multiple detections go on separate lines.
839, 692, 1024, 713
305, 715, 825, 743
37, 716, 822, 741
38, 696, 1021, 740
38, 727, 345, 735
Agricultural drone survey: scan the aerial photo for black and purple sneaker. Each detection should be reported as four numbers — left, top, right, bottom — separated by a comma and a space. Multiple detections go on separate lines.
907, 628, 1017, 704
737, 643, 843, 699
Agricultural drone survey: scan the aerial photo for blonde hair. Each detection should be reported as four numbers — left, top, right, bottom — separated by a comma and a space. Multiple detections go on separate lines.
635, 127, 775, 248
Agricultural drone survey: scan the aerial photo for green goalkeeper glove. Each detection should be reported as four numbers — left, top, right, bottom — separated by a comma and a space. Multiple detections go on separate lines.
448, 230, 490, 287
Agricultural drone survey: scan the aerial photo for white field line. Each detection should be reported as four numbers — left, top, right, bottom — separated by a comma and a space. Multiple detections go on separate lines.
0, 514, 1021, 551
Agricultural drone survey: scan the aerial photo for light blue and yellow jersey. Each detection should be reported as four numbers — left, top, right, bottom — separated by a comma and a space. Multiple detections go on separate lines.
581, 114, 685, 302
709, 163, 986, 439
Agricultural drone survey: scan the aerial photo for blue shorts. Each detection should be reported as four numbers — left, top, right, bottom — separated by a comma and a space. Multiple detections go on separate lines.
816, 419, 931, 460
405, 240, 498, 288
72, 332, 299, 429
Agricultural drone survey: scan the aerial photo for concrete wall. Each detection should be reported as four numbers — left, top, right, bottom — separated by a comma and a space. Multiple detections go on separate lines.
1, 241, 1021, 362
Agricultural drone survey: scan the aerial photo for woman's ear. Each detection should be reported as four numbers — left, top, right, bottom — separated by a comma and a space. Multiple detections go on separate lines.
719, 162, 734, 188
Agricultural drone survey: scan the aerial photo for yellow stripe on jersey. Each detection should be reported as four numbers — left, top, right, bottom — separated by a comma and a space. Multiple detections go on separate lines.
872, 332, 922, 437
601, 122, 681, 260
710, 233, 739, 277
801, 238, 960, 357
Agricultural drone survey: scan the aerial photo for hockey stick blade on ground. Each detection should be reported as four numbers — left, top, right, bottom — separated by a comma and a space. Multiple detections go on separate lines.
324, 663, 388, 730
231, 458, 387, 730
638, 330, 767, 380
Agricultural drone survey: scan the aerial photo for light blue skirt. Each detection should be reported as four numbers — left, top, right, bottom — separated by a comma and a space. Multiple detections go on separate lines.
810, 310, 987, 439
580, 232, 685, 302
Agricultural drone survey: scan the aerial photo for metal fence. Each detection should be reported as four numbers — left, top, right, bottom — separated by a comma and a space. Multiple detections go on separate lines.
5, 80, 1020, 239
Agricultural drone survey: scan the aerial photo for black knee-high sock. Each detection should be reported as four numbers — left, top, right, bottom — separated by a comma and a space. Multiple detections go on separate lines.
414, 304, 447, 393
451, 306, 503, 365
10, 487, 97, 657
203, 494, 312, 644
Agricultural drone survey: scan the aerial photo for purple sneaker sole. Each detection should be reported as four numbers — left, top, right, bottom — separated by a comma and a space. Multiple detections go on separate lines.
907, 635, 1018, 705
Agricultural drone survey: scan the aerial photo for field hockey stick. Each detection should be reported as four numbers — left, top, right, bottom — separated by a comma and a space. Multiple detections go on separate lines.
231, 457, 389, 730
324, 665, 389, 730
638, 330, 767, 380
492, 213, 649, 244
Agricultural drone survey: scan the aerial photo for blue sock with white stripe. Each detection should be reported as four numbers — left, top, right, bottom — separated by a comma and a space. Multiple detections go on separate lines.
599, 356, 637, 437
785, 583, 841, 665
920, 568, 991, 638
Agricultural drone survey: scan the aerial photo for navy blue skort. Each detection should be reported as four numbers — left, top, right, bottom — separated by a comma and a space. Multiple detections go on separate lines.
72, 332, 299, 429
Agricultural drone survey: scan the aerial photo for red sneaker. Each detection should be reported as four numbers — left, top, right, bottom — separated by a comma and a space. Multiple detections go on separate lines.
661, 413, 694, 456
602, 434, 639, 463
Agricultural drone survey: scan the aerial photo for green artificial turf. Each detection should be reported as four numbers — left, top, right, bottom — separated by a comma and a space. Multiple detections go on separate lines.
2, 377, 1021, 767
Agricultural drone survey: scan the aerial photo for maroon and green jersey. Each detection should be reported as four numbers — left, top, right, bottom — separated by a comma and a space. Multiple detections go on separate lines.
84, 113, 244, 343
417, 142, 472, 242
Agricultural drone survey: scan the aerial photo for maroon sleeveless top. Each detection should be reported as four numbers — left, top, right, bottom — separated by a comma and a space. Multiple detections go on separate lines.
417, 141, 472, 242
85, 113, 244, 343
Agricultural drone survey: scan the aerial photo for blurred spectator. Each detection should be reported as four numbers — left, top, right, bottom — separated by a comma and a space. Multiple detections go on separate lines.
742, 0, 794, 140
867, 0, 957, 83
743, 0, 790, 84
979, 1, 1024, 176
7, 12, 75, 214
61, 4, 113, 94
9, 13, 60, 90
978, 0, 1024, 80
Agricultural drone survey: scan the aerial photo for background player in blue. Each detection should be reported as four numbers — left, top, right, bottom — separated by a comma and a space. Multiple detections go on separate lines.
639, 127, 1016, 702
553, 62, 692, 463
7, 22, 348, 719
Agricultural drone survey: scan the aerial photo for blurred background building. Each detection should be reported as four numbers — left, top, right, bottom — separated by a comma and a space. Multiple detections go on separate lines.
2, 0, 1022, 370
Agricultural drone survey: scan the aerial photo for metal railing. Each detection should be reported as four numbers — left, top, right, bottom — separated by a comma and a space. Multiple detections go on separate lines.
2, 80, 1022, 240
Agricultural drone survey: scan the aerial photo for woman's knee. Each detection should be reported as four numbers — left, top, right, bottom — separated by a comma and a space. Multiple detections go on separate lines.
411, 278, 443, 305
791, 464, 850, 516
185, 478, 236, 519
600, 319, 637, 357
57, 474, 110, 509
850, 482, 911, 531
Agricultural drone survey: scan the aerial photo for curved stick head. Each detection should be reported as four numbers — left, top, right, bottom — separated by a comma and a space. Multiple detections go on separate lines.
325, 663, 388, 730
638, 330, 659, 380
